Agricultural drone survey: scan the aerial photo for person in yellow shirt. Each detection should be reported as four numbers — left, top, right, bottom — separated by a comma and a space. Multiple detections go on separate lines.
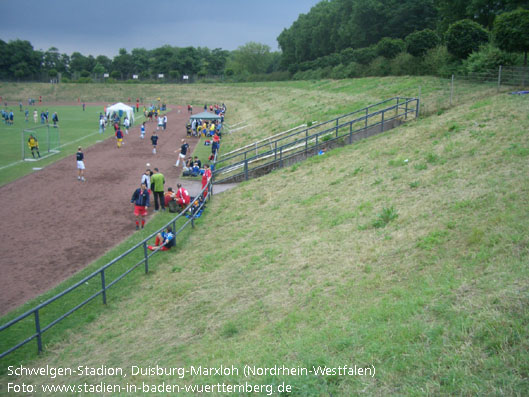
27, 134, 41, 158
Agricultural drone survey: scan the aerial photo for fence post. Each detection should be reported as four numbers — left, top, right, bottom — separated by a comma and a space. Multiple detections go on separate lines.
100, 270, 107, 304
305, 130, 308, 153
143, 241, 149, 273
244, 159, 248, 180
315, 135, 319, 155
417, 86, 421, 118
365, 108, 368, 128
349, 122, 353, 144
274, 141, 277, 161
279, 147, 283, 168
255, 142, 258, 156
450, 75, 454, 106
497, 65, 502, 92
34, 310, 42, 354
405, 99, 409, 120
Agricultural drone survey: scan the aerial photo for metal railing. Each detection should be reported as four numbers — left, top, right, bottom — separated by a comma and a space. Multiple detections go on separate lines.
0, 162, 216, 359
214, 97, 418, 183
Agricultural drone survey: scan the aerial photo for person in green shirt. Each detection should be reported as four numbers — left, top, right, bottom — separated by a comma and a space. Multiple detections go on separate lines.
150, 168, 165, 211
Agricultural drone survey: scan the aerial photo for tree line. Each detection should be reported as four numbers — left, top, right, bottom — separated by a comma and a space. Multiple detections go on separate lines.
279, 0, 529, 80
1, 0, 528, 83
0, 40, 281, 82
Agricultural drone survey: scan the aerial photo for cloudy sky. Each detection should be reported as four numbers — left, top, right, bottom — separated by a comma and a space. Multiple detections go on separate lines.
1, 0, 320, 57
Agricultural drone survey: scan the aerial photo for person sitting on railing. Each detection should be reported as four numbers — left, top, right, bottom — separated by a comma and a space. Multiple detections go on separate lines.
148, 227, 175, 251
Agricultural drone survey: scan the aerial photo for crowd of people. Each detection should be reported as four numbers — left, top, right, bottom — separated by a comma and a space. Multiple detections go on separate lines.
79, 101, 223, 252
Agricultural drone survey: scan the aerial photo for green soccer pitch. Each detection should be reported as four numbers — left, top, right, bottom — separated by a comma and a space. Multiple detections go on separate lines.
0, 105, 144, 186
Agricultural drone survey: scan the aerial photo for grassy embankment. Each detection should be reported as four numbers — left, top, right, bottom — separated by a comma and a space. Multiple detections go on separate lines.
1, 78, 528, 394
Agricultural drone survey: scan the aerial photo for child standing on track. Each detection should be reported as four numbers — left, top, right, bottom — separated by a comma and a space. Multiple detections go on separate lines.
116, 127, 124, 148
140, 121, 146, 139
76, 147, 85, 181
151, 131, 158, 154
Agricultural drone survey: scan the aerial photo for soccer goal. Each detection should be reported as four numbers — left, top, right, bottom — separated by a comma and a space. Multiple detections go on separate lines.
22, 124, 61, 161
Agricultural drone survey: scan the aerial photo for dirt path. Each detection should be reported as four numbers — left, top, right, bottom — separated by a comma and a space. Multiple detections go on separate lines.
0, 104, 203, 315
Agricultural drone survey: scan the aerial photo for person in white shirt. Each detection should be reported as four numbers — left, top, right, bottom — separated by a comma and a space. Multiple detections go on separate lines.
124, 116, 130, 134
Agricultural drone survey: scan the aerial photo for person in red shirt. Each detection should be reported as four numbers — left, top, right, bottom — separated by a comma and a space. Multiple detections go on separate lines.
202, 164, 212, 199
164, 187, 176, 207
131, 182, 150, 230
175, 183, 191, 209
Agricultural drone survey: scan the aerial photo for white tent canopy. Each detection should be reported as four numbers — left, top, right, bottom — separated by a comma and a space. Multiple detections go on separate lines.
106, 102, 134, 124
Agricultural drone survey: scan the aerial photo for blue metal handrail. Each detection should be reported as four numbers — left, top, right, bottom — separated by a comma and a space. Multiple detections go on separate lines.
214, 97, 418, 183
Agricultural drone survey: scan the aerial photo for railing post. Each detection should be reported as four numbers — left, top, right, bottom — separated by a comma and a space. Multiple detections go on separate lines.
274, 141, 277, 161
405, 100, 408, 120
34, 310, 42, 354
497, 65, 502, 92
450, 74, 454, 106
279, 147, 283, 168
381, 110, 385, 132
416, 98, 420, 119
315, 135, 319, 155
100, 270, 107, 304
255, 142, 258, 156
365, 108, 368, 128
143, 241, 149, 273
349, 122, 353, 144
305, 130, 308, 153
244, 159, 248, 180
396, 97, 400, 116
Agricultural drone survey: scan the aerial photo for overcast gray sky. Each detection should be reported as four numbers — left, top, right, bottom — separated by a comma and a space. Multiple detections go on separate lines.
1, 0, 320, 57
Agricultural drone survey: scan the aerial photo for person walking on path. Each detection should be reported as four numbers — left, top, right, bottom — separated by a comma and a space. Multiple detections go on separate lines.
175, 139, 189, 167
76, 147, 86, 181
131, 182, 150, 230
124, 116, 130, 135
115, 127, 124, 148
150, 168, 165, 212
140, 122, 146, 139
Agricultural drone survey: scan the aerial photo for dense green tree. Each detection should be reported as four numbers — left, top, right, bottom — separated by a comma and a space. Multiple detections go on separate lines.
493, 8, 529, 65
377, 37, 406, 58
95, 55, 112, 72
405, 29, 440, 56
206, 48, 229, 75
69, 52, 88, 73
7, 40, 41, 79
111, 48, 134, 79
230, 42, 273, 75
445, 19, 489, 59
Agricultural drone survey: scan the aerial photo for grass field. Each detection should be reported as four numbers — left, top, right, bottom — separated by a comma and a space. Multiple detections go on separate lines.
0, 104, 138, 186
1, 79, 528, 395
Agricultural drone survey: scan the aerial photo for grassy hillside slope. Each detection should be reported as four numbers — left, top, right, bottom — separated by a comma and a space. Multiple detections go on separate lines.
1, 82, 527, 394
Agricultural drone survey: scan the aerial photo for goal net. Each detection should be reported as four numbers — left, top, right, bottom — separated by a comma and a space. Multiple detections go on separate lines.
22, 124, 60, 161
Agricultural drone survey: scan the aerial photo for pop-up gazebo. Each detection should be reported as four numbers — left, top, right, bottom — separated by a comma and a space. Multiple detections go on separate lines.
189, 111, 221, 121
106, 102, 134, 124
